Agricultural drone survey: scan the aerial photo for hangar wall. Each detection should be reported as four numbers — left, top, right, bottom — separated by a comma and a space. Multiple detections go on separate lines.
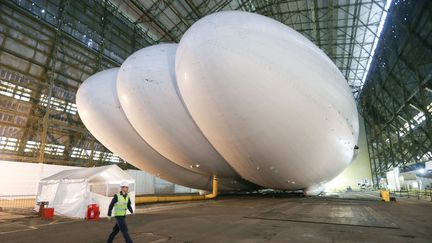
360, 0, 432, 184
0, 161, 196, 197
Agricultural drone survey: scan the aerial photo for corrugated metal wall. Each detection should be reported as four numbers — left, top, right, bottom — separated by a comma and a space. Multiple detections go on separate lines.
127, 169, 196, 195
0, 161, 197, 196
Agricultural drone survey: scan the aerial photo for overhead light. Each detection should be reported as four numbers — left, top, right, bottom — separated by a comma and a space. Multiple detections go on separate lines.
418, 169, 426, 174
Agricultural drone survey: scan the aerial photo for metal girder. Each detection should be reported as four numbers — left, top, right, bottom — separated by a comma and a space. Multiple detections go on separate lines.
360, 0, 432, 185
128, 0, 178, 41
96, 0, 387, 99
0, 0, 140, 167
38, 0, 69, 164
184, 0, 202, 18
311, 0, 321, 48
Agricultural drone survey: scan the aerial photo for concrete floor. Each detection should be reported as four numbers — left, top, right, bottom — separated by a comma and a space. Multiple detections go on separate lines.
1, 192, 431, 242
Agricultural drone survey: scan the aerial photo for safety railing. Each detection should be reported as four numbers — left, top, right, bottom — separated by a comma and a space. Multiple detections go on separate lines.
0, 195, 36, 209
390, 190, 432, 201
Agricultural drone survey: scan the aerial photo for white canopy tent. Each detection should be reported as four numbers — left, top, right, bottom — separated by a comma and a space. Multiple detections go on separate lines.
35, 164, 135, 218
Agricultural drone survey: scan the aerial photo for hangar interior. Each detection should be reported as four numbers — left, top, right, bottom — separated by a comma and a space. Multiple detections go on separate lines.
0, 0, 430, 182
0, 0, 431, 242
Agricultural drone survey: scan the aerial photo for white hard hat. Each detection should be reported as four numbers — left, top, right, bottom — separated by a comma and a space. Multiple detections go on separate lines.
120, 181, 129, 187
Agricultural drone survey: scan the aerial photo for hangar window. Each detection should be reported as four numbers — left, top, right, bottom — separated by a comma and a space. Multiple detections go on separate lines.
412, 112, 425, 125
0, 136, 19, 151
71, 147, 91, 159
92, 151, 102, 160
106, 153, 121, 163
24, 141, 65, 156
0, 80, 32, 102
44, 144, 65, 156
70, 147, 114, 162
65, 103, 78, 115
398, 110, 427, 137
420, 152, 432, 162
24, 140, 40, 153
39, 94, 67, 112
39, 94, 78, 115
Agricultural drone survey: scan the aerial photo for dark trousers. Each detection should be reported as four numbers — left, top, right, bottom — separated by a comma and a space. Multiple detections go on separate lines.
107, 216, 133, 243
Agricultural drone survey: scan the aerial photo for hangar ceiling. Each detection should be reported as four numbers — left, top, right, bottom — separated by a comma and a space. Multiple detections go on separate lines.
109, 0, 390, 99
0, 0, 430, 183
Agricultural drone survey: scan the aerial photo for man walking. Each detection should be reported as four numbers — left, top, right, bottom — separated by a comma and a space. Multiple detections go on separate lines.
107, 181, 134, 243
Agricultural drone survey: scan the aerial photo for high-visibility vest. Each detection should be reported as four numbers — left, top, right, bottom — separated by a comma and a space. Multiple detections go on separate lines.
114, 193, 130, 216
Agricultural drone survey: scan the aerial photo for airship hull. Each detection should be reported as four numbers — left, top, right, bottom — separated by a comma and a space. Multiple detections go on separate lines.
76, 68, 251, 191
175, 11, 359, 189
117, 44, 237, 178
77, 11, 359, 192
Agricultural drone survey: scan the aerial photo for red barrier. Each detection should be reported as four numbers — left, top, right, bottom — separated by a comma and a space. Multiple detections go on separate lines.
86, 204, 100, 220
42, 208, 54, 220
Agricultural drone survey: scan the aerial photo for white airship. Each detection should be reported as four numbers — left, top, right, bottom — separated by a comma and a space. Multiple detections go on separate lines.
175, 11, 359, 192
117, 44, 238, 178
76, 11, 359, 194
76, 68, 252, 191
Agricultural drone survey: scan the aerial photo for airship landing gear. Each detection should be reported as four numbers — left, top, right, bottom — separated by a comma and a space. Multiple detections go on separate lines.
303, 184, 325, 197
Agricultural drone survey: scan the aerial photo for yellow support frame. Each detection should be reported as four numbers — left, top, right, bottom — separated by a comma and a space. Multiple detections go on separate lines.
136, 176, 218, 204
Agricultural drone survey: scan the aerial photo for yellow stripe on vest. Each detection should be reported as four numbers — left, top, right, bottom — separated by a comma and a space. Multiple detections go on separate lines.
114, 193, 130, 216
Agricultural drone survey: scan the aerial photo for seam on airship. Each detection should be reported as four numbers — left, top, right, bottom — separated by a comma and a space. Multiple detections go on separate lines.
112, 69, 221, 180
118, 44, 246, 180
171, 47, 246, 179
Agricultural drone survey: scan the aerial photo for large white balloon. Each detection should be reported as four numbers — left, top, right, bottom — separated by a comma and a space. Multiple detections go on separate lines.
175, 11, 359, 189
76, 68, 249, 191
117, 44, 237, 178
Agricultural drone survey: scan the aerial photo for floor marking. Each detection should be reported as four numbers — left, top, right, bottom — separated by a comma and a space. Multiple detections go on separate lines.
0, 228, 35, 235
136, 202, 207, 213
243, 216, 401, 229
